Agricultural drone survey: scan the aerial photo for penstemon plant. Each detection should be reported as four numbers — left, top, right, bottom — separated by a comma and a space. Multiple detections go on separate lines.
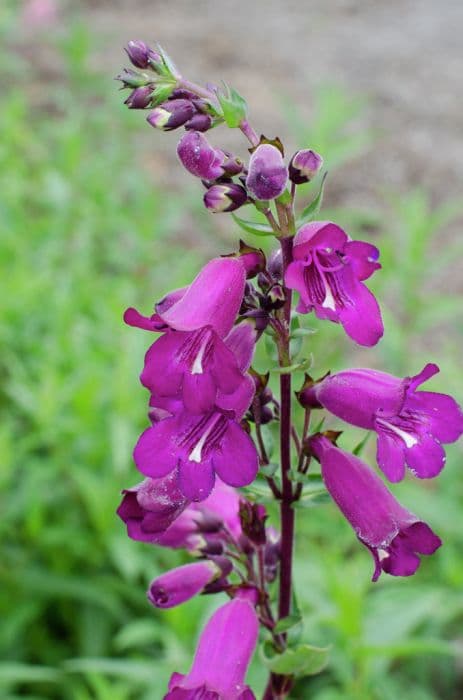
115, 41, 463, 699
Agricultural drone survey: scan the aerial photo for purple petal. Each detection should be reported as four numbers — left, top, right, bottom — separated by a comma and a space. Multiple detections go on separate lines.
182, 371, 217, 414
124, 307, 166, 332
178, 458, 216, 501
376, 430, 406, 482
402, 521, 442, 555
140, 333, 184, 395
343, 240, 381, 280
336, 277, 384, 347
406, 391, 463, 443
293, 221, 347, 257
159, 258, 246, 338
285, 261, 312, 308
405, 433, 446, 478
407, 363, 440, 393
381, 538, 422, 577
216, 374, 255, 421
177, 131, 225, 180
224, 322, 256, 372
212, 422, 258, 487
133, 420, 179, 478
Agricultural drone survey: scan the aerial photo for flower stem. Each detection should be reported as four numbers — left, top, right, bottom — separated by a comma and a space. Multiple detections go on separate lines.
240, 119, 260, 147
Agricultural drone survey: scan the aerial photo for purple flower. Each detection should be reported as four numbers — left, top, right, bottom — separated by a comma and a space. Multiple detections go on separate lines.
156, 479, 242, 551
177, 131, 226, 180
125, 40, 161, 69
310, 435, 442, 581
148, 99, 196, 131
285, 221, 383, 346
305, 363, 463, 482
289, 148, 323, 184
134, 408, 259, 501
245, 144, 288, 201
204, 183, 248, 213
117, 472, 188, 542
148, 559, 230, 609
164, 597, 258, 699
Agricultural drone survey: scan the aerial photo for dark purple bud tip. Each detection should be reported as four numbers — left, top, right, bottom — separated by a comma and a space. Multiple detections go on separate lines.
124, 86, 153, 109
184, 113, 213, 132
296, 373, 328, 409
222, 152, 245, 176
147, 99, 196, 131
289, 149, 323, 184
245, 144, 288, 201
239, 500, 267, 545
125, 40, 161, 69
204, 183, 247, 213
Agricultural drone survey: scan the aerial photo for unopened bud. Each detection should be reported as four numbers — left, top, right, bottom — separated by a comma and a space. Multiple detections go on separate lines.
185, 113, 213, 132
125, 40, 161, 69
289, 148, 323, 184
116, 68, 150, 89
267, 283, 286, 309
177, 131, 226, 180
222, 152, 244, 176
124, 86, 153, 109
239, 500, 267, 546
147, 99, 196, 131
246, 144, 288, 201
204, 183, 247, 213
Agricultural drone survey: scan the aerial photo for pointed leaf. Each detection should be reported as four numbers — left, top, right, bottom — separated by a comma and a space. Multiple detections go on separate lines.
297, 172, 328, 225
263, 643, 330, 677
232, 213, 275, 237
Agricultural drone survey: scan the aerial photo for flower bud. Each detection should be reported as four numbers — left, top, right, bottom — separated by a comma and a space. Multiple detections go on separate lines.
245, 144, 288, 201
124, 86, 153, 109
115, 68, 150, 89
289, 148, 323, 184
125, 40, 160, 69
239, 500, 267, 545
177, 131, 226, 180
204, 183, 247, 213
147, 560, 225, 609
184, 113, 213, 132
147, 99, 196, 131
222, 152, 244, 176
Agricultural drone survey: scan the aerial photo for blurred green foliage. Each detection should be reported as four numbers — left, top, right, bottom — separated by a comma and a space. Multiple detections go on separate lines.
1, 10, 463, 700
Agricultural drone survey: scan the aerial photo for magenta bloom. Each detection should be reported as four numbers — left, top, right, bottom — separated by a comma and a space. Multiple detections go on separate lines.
306, 364, 463, 482
134, 408, 259, 501
177, 131, 226, 180
157, 479, 242, 551
164, 597, 258, 699
148, 560, 230, 609
245, 144, 288, 201
285, 221, 383, 346
310, 435, 441, 581
117, 473, 188, 542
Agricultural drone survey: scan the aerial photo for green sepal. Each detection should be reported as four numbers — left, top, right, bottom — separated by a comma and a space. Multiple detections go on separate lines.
150, 82, 176, 106
262, 642, 330, 678
155, 44, 180, 79
217, 83, 248, 128
274, 614, 303, 635
352, 431, 372, 456
232, 213, 275, 237
297, 172, 328, 226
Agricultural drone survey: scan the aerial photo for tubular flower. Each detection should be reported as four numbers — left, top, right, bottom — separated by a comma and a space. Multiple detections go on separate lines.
310, 435, 442, 581
117, 472, 188, 542
164, 597, 258, 699
304, 364, 463, 482
134, 408, 259, 501
148, 559, 231, 609
285, 221, 383, 346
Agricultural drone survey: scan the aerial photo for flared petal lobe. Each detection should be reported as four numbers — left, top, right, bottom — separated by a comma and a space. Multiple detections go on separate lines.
310, 435, 441, 580
285, 221, 383, 347
165, 598, 258, 699
308, 365, 463, 481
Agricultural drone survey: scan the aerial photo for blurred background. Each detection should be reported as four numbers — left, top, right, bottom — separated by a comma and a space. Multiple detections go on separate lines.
1, 1, 463, 698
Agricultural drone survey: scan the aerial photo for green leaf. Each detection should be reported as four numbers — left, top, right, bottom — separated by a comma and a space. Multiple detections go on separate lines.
297, 172, 328, 225
231, 213, 275, 237
291, 327, 318, 337
274, 614, 303, 634
217, 84, 248, 127
0, 663, 62, 684
263, 643, 330, 677
260, 462, 279, 478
